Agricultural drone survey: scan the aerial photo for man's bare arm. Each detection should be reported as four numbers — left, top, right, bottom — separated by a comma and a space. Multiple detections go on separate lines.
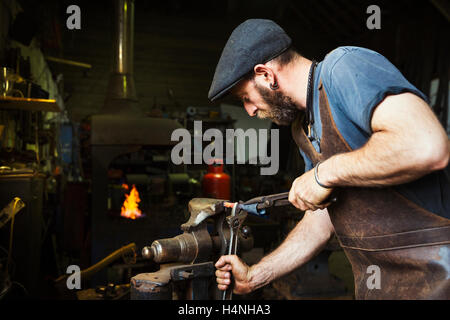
215, 208, 334, 294
247, 209, 334, 290
319, 92, 450, 187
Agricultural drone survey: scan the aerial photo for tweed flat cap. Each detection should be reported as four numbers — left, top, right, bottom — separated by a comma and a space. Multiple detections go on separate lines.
208, 19, 292, 101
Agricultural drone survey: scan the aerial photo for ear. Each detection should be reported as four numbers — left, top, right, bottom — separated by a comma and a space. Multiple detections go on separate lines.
253, 64, 276, 86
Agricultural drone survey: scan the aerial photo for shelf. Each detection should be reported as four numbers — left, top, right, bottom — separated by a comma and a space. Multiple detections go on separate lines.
0, 96, 61, 112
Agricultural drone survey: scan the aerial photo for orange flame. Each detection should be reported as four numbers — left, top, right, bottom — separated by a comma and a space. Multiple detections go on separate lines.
121, 184, 143, 219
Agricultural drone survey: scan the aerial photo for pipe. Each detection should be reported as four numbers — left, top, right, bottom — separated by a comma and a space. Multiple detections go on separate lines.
102, 0, 138, 114
55, 243, 137, 283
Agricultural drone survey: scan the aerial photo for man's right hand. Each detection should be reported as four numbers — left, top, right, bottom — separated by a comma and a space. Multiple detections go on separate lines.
215, 255, 252, 295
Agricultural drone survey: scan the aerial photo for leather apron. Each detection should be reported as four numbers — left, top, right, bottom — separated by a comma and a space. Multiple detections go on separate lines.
291, 82, 450, 299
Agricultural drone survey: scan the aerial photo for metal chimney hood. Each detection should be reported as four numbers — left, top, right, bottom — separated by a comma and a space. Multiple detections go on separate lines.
92, 0, 182, 146
101, 0, 138, 114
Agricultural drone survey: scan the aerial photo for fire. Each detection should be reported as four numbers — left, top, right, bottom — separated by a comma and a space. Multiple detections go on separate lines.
121, 184, 143, 219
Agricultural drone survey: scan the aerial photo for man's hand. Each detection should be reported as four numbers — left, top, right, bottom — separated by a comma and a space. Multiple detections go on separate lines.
289, 168, 333, 211
215, 255, 252, 295
215, 209, 335, 295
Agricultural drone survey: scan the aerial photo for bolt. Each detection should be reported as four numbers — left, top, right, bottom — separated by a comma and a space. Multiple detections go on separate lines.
241, 226, 252, 239
142, 246, 154, 260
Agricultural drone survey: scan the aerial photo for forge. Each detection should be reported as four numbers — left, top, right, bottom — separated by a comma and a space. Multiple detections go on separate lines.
89, 0, 183, 285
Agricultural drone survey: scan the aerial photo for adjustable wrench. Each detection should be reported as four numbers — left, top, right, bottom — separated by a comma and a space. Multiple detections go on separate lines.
229, 191, 337, 217
222, 203, 247, 300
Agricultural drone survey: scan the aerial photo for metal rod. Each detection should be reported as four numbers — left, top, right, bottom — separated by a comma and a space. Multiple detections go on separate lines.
223, 203, 238, 300
44, 56, 92, 69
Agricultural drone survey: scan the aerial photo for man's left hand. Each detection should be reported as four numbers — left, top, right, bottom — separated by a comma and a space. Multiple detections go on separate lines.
289, 168, 334, 211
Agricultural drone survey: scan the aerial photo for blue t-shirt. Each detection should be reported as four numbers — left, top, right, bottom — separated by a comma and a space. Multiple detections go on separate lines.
299, 46, 450, 219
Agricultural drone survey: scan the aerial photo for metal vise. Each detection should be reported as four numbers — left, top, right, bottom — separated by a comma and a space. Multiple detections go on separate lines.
131, 198, 253, 300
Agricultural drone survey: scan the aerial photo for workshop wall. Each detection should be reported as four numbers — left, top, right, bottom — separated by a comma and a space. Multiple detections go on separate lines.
0, 0, 23, 62
355, 2, 450, 132
60, 5, 232, 122
0, 1, 10, 62
57, 0, 449, 129
58, 1, 340, 122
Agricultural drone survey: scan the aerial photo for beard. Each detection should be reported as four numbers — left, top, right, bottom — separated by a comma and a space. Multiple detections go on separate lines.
254, 83, 301, 126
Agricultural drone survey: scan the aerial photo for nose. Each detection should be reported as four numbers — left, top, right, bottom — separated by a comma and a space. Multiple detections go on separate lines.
243, 102, 257, 117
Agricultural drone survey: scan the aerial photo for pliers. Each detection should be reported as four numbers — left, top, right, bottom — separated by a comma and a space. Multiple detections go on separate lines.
223, 191, 291, 217
220, 191, 337, 299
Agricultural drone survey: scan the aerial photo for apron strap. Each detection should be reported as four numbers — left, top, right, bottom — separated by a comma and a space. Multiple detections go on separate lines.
290, 114, 321, 164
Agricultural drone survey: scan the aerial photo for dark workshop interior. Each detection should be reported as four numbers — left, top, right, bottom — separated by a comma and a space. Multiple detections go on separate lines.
0, 0, 448, 300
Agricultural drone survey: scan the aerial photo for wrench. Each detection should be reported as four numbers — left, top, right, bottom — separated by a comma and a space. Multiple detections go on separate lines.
222, 202, 247, 300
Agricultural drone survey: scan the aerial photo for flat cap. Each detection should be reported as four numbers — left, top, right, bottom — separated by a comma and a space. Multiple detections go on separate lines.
208, 19, 292, 101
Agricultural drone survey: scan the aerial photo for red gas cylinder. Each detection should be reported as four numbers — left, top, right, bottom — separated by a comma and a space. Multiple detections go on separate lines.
202, 161, 231, 200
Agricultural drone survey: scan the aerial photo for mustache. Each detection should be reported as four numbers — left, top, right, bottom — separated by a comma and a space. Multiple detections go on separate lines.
256, 110, 270, 119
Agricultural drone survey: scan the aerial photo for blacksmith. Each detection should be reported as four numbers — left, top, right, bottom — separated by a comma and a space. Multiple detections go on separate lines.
209, 19, 450, 299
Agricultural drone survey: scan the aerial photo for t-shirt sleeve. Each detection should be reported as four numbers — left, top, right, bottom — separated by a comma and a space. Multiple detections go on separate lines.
325, 47, 429, 135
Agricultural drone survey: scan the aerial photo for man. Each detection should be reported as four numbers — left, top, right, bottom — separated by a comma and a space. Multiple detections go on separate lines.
208, 19, 450, 299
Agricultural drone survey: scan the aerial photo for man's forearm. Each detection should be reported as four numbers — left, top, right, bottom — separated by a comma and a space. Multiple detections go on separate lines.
318, 93, 450, 188
245, 209, 333, 291
319, 131, 449, 188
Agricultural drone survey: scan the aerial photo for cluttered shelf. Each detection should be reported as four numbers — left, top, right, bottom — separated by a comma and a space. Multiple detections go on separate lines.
0, 96, 61, 113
